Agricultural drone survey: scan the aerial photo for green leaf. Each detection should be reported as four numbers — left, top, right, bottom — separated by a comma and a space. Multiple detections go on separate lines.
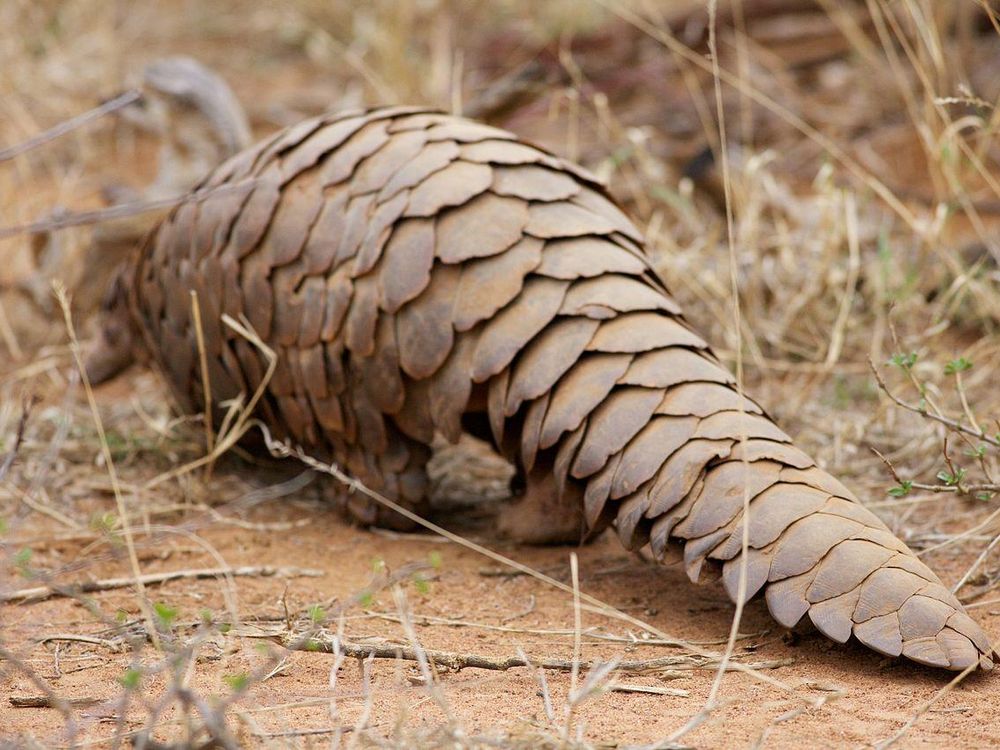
965, 444, 987, 459
89, 512, 117, 534
120, 668, 142, 690
888, 481, 913, 497
936, 468, 966, 486
153, 601, 179, 629
223, 672, 250, 692
428, 551, 443, 569
944, 357, 973, 375
889, 352, 917, 370
412, 574, 430, 595
14, 548, 32, 575
307, 604, 325, 624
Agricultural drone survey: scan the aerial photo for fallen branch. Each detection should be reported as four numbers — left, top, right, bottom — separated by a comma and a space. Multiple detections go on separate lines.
268, 632, 792, 674
1, 565, 323, 604
610, 683, 690, 697
9, 694, 101, 708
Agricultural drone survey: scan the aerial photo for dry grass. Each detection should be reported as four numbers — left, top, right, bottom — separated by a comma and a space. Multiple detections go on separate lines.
2, 0, 1000, 747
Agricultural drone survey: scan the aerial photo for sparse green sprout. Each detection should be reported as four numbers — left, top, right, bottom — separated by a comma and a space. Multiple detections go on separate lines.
358, 591, 374, 608
200, 608, 214, 624
115, 609, 129, 624
120, 668, 142, 690
966, 444, 988, 459
889, 352, 918, 370
14, 548, 32, 575
936, 468, 966, 486
305, 638, 321, 652
877, 230, 891, 260
0, 518, 7, 535
412, 573, 430, 595
428, 551, 443, 569
218, 622, 231, 634
223, 672, 250, 692
888, 481, 913, 497
89, 511, 117, 535
307, 604, 326, 624
153, 601, 179, 629
944, 358, 973, 375
976, 492, 994, 501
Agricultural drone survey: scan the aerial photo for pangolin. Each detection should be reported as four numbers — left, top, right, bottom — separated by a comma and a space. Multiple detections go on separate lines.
89, 105, 995, 671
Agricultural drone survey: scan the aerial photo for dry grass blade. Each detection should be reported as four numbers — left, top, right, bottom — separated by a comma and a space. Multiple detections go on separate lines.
0, 180, 258, 241
0, 89, 140, 162
53, 282, 159, 650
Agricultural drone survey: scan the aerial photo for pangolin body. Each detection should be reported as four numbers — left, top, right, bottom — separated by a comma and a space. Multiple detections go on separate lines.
118, 105, 994, 671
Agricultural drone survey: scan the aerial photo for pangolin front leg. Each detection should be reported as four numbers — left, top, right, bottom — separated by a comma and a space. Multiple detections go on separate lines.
107, 105, 995, 671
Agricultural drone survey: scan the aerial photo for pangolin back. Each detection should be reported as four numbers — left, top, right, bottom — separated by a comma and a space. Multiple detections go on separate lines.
128, 106, 995, 671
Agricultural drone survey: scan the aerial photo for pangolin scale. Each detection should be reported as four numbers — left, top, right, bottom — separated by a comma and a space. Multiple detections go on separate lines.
97, 105, 995, 671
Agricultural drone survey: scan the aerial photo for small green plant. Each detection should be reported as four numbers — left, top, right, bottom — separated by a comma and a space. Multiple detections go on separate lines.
89, 511, 117, 534
223, 672, 250, 692
13, 547, 32, 576
412, 573, 430, 595
944, 358, 973, 375
120, 668, 142, 690
307, 603, 326, 624
153, 601, 179, 630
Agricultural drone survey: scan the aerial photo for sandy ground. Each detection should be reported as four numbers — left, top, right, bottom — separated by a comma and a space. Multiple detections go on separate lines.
1, 407, 997, 747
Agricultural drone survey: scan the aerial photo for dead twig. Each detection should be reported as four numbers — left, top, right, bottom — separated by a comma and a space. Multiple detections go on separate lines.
870, 447, 1000, 496
609, 684, 690, 697
1, 565, 323, 604
869, 358, 1000, 448
9, 694, 101, 708
0, 393, 33, 482
269, 631, 792, 674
